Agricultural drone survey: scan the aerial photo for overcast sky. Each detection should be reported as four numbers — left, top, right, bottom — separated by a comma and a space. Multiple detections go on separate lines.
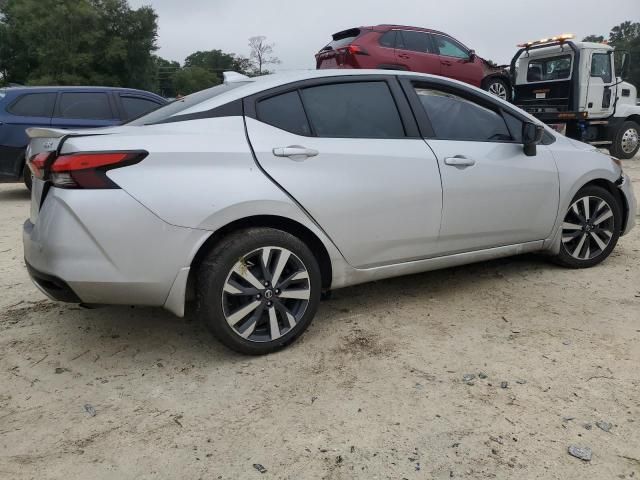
129, 0, 639, 68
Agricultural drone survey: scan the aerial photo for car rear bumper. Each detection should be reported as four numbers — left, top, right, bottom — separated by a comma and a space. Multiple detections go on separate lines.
619, 173, 637, 236
23, 185, 210, 313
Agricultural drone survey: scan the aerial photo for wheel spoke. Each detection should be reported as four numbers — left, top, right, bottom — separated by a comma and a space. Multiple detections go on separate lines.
224, 279, 259, 296
268, 307, 281, 340
271, 250, 290, 287
592, 209, 612, 225
276, 269, 309, 289
590, 231, 607, 250
260, 247, 272, 281
572, 233, 587, 258
562, 222, 582, 230
582, 197, 590, 220
275, 301, 297, 330
562, 230, 583, 243
279, 288, 310, 300
233, 264, 264, 290
226, 300, 261, 326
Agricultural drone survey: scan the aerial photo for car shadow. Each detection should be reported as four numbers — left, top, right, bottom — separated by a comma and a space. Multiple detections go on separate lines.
33, 253, 555, 362
0, 184, 30, 201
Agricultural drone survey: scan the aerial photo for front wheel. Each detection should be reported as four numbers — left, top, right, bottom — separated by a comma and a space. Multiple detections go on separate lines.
484, 77, 511, 101
197, 227, 322, 355
552, 185, 622, 268
609, 121, 639, 159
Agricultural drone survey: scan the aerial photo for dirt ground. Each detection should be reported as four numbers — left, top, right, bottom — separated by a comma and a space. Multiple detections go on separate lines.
1, 157, 639, 480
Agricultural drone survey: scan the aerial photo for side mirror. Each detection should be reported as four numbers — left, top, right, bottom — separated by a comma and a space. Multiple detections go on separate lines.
468, 50, 476, 61
522, 122, 544, 156
620, 52, 630, 80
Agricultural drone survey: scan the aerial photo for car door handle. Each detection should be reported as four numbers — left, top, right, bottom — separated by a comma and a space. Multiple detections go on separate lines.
398, 53, 410, 59
444, 156, 476, 167
272, 146, 319, 159
441, 60, 453, 66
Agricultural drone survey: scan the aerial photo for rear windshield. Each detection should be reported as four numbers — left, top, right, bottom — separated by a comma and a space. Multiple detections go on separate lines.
526, 55, 572, 82
320, 28, 361, 52
127, 82, 248, 125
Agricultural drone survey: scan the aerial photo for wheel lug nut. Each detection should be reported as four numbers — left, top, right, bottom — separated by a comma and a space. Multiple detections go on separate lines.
267, 301, 273, 307
256, 294, 261, 299
263, 281, 269, 286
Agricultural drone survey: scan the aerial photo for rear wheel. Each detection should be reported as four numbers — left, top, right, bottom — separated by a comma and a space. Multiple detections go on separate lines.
484, 77, 511, 101
197, 228, 321, 355
609, 121, 639, 159
552, 185, 621, 268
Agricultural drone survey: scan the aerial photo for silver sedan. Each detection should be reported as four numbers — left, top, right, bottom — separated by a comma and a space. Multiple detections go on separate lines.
23, 70, 636, 354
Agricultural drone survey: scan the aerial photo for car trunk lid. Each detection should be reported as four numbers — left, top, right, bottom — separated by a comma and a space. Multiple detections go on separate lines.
315, 28, 365, 68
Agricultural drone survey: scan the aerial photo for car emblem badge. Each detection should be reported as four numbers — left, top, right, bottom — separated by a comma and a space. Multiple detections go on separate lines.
43, 140, 54, 150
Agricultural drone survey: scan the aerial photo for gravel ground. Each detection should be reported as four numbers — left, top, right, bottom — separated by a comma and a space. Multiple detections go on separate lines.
1, 156, 639, 479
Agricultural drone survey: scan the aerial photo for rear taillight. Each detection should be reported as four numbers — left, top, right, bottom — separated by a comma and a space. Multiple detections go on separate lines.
338, 45, 369, 56
28, 152, 52, 179
29, 151, 147, 189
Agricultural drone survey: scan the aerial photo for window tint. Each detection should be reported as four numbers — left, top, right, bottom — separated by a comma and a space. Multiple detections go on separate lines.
433, 36, 468, 59
57, 92, 113, 119
379, 31, 397, 48
257, 91, 311, 136
527, 55, 572, 82
415, 88, 511, 141
591, 53, 612, 83
9, 93, 56, 117
121, 96, 161, 121
301, 82, 405, 138
397, 31, 434, 53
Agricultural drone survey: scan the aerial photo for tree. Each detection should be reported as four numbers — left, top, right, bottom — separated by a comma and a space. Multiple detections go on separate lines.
184, 49, 252, 79
583, 21, 640, 88
171, 66, 218, 96
248, 36, 280, 75
154, 55, 180, 97
0, 0, 158, 89
582, 35, 605, 43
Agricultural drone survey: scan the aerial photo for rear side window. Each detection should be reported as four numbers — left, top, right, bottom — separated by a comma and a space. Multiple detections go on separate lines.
56, 92, 113, 120
121, 96, 161, 121
591, 53, 612, 83
397, 31, 435, 54
432, 35, 469, 59
379, 31, 397, 48
322, 28, 361, 51
256, 91, 311, 136
300, 82, 405, 138
527, 55, 572, 82
8, 93, 57, 117
415, 88, 511, 142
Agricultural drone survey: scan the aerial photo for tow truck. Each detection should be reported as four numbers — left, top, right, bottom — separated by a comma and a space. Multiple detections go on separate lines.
511, 34, 640, 159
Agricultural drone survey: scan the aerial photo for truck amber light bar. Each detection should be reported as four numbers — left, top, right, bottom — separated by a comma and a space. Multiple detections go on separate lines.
517, 33, 574, 48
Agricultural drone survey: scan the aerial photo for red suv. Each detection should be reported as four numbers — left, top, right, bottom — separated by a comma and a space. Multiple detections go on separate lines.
316, 25, 511, 100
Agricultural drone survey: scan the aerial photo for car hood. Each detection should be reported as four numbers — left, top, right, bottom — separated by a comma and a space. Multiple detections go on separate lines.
566, 137, 599, 152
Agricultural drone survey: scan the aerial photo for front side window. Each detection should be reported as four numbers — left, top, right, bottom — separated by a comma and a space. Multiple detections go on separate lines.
397, 31, 434, 54
256, 91, 311, 136
527, 55, 572, 82
432, 36, 469, 59
9, 93, 57, 117
378, 31, 397, 48
415, 88, 511, 142
590, 53, 612, 83
300, 82, 405, 138
56, 92, 113, 120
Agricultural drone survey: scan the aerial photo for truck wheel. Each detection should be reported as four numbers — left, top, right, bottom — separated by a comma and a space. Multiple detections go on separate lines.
610, 121, 639, 159
22, 160, 32, 191
484, 78, 511, 101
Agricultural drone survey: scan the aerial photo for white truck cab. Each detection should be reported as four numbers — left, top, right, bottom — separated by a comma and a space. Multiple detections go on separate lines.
511, 35, 640, 158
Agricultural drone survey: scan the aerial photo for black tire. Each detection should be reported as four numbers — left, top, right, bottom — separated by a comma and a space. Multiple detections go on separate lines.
23, 160, 32, 191
609, 120, 639, 159
196, 227, 322, 355
483, 77, 511, 101
552, 185, 622, 268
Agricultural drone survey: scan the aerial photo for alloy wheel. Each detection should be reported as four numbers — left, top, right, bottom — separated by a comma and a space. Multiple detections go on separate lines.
488, 82, 508, 100
561, 196, 615, 260
221, 246, 311, 342
621, 127, 639, 155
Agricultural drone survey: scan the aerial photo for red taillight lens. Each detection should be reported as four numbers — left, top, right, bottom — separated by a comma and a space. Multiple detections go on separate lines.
28, 152, 52, 179
339, 45, 368, 56
49, 151, 147, 189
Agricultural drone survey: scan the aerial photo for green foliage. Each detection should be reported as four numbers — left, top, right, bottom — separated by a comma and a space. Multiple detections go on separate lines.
0, 0, 158, 89
582, 35, 606, 43
171, 66, 219, 96
583, 21, 640, 88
